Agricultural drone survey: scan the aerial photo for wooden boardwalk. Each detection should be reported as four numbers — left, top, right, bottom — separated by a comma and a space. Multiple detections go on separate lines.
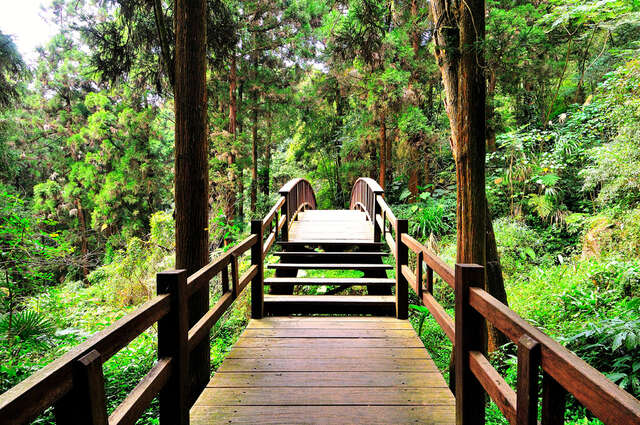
5, 178, 638, 425
191, 317, 455, 424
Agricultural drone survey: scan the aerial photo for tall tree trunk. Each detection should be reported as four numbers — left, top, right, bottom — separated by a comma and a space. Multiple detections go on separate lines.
174, 0, 209, 404
379, 114, 387, 190
486, 70, 497, 152
75, 199, 89, 280
431, 0, 503, 401
262, 103, 272, 196
251, 94, 258, 213
225, 54, 237, 243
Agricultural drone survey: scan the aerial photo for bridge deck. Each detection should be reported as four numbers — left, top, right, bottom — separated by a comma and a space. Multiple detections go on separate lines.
191, 317, 455, 424
289, 210, 374, 242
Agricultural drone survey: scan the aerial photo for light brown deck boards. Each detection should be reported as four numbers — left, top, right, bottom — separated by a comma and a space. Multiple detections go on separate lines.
288, 209, 374, 242
191, 317, 455, 425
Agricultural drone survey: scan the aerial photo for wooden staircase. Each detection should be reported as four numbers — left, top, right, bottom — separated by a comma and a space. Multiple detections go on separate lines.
264, 238, 396, 316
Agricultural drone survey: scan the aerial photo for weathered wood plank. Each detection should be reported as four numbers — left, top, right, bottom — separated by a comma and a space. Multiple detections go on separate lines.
234, 336, 425, 348
208, 371, 448, 388
217, 357, 439, 372
247, 319, 412, 329
226, 347, 429, 359
241, 328, 416, 338
191, 405, 456, 425
194, 387, 455, 406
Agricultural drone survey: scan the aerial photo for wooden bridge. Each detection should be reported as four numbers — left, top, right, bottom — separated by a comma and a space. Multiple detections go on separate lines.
1, 178, 640, 425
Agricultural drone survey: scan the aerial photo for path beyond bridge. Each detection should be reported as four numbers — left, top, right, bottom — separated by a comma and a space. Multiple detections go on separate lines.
1, 178, 639, 425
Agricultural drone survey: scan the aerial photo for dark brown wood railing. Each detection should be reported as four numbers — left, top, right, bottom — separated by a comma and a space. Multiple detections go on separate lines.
350, 177, 640, 425
278, 178, 316, 242
0, 177, 311, 425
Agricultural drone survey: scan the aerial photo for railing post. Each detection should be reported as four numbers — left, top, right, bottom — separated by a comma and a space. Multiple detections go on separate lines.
395, 219, 409, 319
455, 263, 486, 425
541, 371, 566, 425
55, 350, 109, 425
251, 220, 264, 318
157, 270, 189, 425
279, 193, 289, 242
517, 335, 541, 425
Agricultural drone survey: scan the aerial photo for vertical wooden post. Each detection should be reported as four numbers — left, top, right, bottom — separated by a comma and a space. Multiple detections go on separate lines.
416, 251, 424, 300
230, 254, 239, 298
517, 335, 541, 425
157, 270, 189, 425
54, 353, 109, 425
373, 192, 381, 242
251, 220, 264, 318
426, 265, 434, 294
395, 219, 409, 319
279, 194, 288, 242
455, 263, 486, 425
541, 371, 566, 425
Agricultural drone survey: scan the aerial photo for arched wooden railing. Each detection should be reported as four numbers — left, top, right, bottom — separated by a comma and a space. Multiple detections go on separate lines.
278, 178, 316, 242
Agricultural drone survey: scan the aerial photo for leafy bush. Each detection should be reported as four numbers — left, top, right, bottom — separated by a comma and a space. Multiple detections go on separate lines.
566, 302, 640, 397
493, 217, 546, 277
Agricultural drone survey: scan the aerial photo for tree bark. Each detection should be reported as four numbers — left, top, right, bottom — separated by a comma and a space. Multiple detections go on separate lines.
262, 103, 272, 196
430, 0, 491, 396
486, 70, 497, 152
225, 54, 237, 243
75, 199, 89, 280
379, 114, 387, 190
174, 0, 209, 403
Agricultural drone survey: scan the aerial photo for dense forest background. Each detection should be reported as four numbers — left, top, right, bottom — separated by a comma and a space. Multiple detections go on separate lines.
1, 0, 639, 423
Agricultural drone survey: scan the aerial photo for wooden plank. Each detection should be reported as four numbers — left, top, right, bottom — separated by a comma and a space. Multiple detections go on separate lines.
266, 263, 392, 270
208, 371, 448, 388
191, 405, 456, 425
422, 292, 455, 343
272, 251, 389, 257
277, 241, 383, 248
217, 357, 439, 372
226, 347, 429, 359
247, 319, 411, 329
234, 336, 425, 348
469, 350, 516, 425
264, 294, 395, 315
194, 387, 455, 406
253, 316, 403, 322
109, 358, 172, 425
264, 277, 394, 286
241, 328, 416, 338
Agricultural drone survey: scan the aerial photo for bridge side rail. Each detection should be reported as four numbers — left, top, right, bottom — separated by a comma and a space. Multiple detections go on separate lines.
278, 178, 317, 242
349, 177, 640, 425
0, 234, 269, 425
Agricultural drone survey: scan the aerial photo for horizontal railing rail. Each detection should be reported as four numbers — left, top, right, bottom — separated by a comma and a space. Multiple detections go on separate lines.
348, 177, 640, 425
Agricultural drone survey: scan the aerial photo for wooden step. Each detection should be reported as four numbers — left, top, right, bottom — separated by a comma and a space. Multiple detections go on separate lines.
264, 295, 395, 316
271, 251, 390, 264
272, 251, 389, 257
266, 263, 393, 271
277, 241, 384, 251
265, 277, 395, 286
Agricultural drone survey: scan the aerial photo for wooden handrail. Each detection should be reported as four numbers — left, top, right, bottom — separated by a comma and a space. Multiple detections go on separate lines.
278, 178, 316, 242
393, 219, 640, 425
0, 227, 263, 425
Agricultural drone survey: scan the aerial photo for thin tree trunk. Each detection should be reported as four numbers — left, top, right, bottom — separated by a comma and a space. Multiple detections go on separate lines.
174, 0, 209, 403
251, 95, 258, 213
225, 54, 237, 243
75, 199, 89, 280
262, 104, 272, 196
379, 114, 387, 190
486, 70, 497, 152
